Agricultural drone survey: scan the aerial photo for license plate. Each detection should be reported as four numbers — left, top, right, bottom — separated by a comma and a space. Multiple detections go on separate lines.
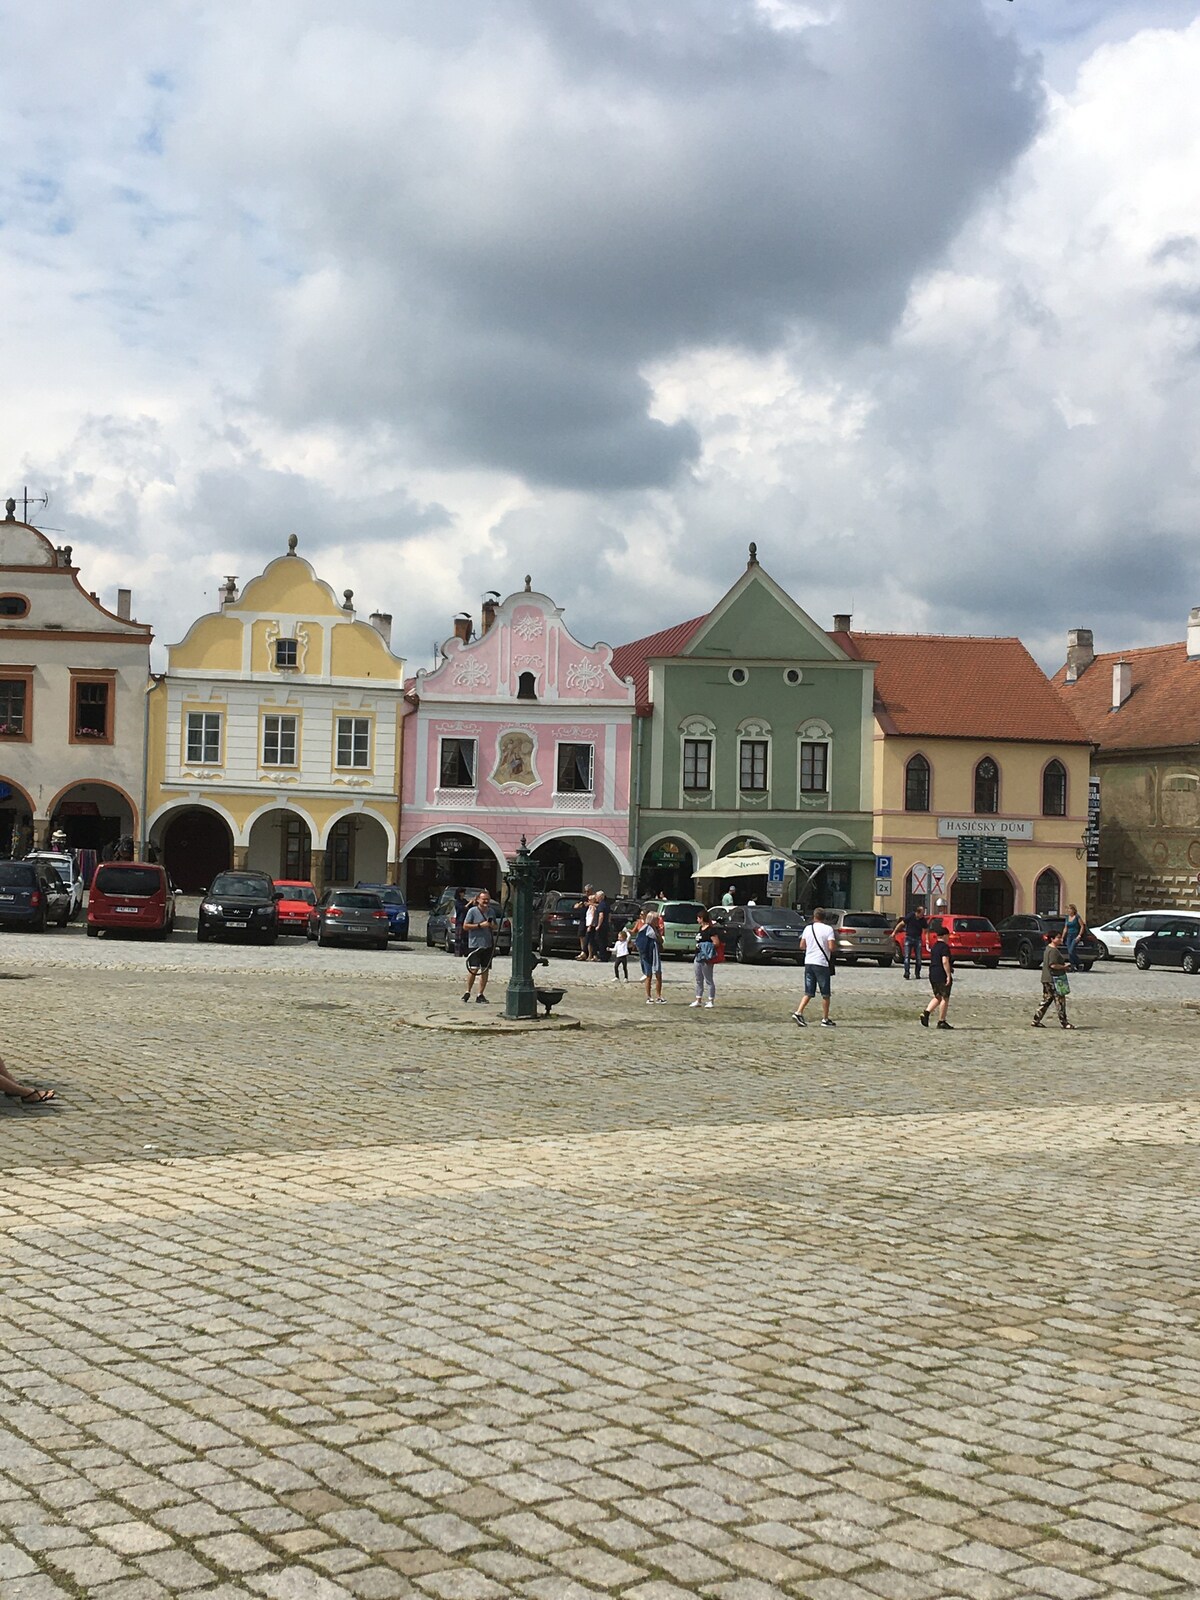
0, 894, 12, 902
226, 920, 247, 929
114, 907, 140, 914
973, 947, 986, 953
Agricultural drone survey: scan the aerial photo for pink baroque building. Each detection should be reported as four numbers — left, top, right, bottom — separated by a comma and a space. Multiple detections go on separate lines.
399, 579, 637, 904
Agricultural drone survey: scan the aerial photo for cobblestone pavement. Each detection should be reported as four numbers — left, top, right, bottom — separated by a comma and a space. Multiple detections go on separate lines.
2, 928, 1199, 1599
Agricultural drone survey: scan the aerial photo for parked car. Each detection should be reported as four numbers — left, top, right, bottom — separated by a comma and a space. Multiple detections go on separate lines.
25, 851, 84, 920
87, 862, 177, 938
532, 890, 639, 957
197, 871, 279, 943
356, 882, 410, 940
1092, 910, 1200, 960
714, 904, 805, 963
894, 912, 1001, 967
828, 910, 894, 967
426, 887, 512, 954
638, 899, 709, 959
1133, 918, 1200, 974
0, 859, 70, 931
308, 888, 390, 949
995, 914, 1099, 971
273, 880, 318, 935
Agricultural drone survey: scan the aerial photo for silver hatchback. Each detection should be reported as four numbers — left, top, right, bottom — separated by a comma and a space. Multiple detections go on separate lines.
829, 910, 895, 967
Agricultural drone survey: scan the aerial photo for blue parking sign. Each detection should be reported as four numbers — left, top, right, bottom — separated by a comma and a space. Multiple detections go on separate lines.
768, 858, 785, 884
875, 855, 893, 878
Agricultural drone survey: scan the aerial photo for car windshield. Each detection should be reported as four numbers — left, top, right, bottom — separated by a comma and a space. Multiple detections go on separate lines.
750, 907, 803, 926
952, 917, 994, 932
279, 885, 317, 904
376, 890, 403, 905
662, 902, 706, 922
1039, 917, 1065, 933
843, 913, 889, 929
0, 863, 34, 886
95, 866, 160, 897
35, 860, 71, 885
332, 893, 381, 909
211, 873, 271, 897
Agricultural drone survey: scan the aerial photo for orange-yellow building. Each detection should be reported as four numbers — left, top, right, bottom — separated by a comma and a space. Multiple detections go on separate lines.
835, 632, 1093, 920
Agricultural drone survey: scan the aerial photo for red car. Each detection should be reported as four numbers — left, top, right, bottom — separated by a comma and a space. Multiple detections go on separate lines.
893, 912, 1001, 968
275, 879, 318, 935
87, 862, 177, 939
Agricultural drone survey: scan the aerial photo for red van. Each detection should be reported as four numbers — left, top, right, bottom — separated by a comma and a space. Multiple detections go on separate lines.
87, 863, 177, 939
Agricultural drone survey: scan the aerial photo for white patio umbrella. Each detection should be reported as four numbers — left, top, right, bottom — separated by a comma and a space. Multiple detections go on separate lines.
693, 849, 793, 882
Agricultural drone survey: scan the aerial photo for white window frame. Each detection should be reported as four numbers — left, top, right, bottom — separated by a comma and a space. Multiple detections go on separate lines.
186, 711, 222, 766
336, 716, 371, 770
738, 738, 769, 793
263, 714, 298, 767
275, 637, 298, 670
438, 736, 477, 789
555, 741, 595, 795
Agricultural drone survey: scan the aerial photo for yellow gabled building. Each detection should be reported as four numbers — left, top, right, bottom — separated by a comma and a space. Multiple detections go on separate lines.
146, 536, 405, 891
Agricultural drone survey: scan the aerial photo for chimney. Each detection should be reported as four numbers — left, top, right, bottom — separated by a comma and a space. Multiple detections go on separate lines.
219, 576, 238, 609
453, 613, 472, 643
1065, 627, 1094, 684
832, 613, 851, 633
369, 611, 392, 647
1112, 659, 1132, 711
116, 588, 132, 620
481, 597, 498, 635
1188, 606, 1200, 660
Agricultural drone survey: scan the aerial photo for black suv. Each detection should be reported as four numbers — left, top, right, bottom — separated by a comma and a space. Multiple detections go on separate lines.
996, 914, 1099, 971
197, 870, 279, 944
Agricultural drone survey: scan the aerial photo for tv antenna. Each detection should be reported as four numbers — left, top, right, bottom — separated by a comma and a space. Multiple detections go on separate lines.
6, 487, 49, 525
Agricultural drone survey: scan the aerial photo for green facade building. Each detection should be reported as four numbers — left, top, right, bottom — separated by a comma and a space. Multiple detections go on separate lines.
611, 547, 877, 908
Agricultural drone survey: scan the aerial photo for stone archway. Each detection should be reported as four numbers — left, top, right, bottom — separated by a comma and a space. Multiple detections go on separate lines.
0, 776, 36, 859
160, 807, 234, 893
325, 813, 391, 886
49, 781, 135, 856
402, 829, 504, 907
247, 808, 313, 881
638, 836, 696, 900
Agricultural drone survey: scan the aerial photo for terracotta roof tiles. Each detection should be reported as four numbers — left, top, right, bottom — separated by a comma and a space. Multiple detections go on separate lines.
1052, 641, 1200, 751
610, 616, 707, 713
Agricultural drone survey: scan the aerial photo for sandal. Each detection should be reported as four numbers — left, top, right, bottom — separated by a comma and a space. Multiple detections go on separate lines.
19, 1089, 55, 1104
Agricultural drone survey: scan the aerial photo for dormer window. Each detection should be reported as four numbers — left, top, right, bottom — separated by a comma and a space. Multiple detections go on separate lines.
275, 637, 298, 670
517, 671, 538, 701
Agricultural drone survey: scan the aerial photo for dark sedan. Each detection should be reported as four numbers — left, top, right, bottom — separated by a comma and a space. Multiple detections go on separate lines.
1134, 919, 1200, 974
996, 914, 1099, 971
718, 904, 805, 964
308, 889, 391, 949
197, 871, 279, 943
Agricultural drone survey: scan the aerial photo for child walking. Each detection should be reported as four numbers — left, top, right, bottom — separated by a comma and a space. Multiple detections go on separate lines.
690, 912, 717, 1008
612, 925, 630, 982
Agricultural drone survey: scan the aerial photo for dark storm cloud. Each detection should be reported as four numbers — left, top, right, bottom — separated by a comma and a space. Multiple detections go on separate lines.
196, 0, 1042, 491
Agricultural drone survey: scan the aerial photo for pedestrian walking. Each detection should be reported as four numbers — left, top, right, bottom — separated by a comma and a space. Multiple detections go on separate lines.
721, 885, 736, 907
792, 906, 836, 1027
573, 885, 594, 960
1033, 931, 1075, 1029
1063, 903, 1087, 972
635, 911, 665, 1004
591, 890, 610, 961
611, 925, 630, 982
690, 911, 718, 1008
462, 890, 497, 1004
894, 906, 927, 979
920, 921, 954, 1028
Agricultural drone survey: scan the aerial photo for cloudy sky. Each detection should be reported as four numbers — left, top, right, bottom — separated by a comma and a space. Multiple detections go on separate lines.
3, 0, 1199, 671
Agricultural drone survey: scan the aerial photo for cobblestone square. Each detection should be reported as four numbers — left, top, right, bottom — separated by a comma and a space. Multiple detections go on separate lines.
2, 932, 1199, 1598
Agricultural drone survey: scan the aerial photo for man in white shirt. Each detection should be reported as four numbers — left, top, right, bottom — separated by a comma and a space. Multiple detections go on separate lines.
792, 907, 836, 1028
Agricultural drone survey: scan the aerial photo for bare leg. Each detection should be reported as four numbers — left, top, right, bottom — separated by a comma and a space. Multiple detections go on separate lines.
0, 1057, 51, 1101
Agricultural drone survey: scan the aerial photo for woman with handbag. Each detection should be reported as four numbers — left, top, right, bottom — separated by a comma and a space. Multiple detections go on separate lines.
1033, 931, 1075, 1029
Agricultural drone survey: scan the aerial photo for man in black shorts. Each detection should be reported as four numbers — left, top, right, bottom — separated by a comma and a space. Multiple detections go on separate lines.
920, 921, 954, 1029
462, 891, 497, 1004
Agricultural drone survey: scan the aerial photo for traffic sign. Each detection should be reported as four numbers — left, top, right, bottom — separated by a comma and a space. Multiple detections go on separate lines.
931, 863, 947, 899
981, 838, 1008, 871
768, 857, 786, 884
911, 862, 930, 896
875, 854, 893, 879
875, 877, 893, 898
956, 837, 981, 884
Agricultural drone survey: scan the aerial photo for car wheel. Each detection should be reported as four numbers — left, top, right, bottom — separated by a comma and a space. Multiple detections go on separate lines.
1080, 961, 1094, 973
538, 930, 553, 957
1183, 952, 1199, 975
1016, 942, 1036, 968
318, 930, 329, 947
1097, 942, 1111, 960
1135, 947, 1151, 971
877, 956, 892, 968
734, 939, 747, 963
375, 940, 388, 952
196, 928, 208, 942
843, 955, 858, 965
86, 923, 99, 938
981, 959, 1000, 969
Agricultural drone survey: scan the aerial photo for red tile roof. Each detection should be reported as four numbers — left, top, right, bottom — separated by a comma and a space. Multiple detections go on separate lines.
610, 616, 707, 713
1052, 641, 1200, 751
836, 632, 1090, 745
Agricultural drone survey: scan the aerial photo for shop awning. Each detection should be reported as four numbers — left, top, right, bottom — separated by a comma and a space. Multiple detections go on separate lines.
693, 849, 795, 881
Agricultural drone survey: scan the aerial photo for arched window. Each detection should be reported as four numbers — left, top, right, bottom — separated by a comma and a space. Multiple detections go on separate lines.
1035, 869, 1061, 915
905, 754, 930, 812
1042, 759, 1067, 817
517, 671, 537, 701
974, 757, 999, 814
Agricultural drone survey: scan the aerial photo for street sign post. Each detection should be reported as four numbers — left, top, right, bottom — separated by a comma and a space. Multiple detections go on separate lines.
956, 837, 982, 884
875, 854, 893, 879
875, 877, 892, 898
767, 858, 786, 884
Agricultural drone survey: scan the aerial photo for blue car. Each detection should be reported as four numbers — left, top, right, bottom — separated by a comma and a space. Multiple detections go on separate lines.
355, 882, 409, 940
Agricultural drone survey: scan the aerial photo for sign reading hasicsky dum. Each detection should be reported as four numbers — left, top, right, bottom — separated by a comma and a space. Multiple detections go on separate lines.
936, 817, 1034, 840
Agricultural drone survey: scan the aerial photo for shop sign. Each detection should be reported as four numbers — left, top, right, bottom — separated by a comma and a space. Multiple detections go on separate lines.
938, 818, 1033, 839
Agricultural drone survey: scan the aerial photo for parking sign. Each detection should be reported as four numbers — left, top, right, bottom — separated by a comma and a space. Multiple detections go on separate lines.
768, 858, 785, 884
875, 855, 893, 878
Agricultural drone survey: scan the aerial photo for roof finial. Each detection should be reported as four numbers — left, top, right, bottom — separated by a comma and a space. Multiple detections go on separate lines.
4, 499, 14, 522
747, 541, 758, 566
343, 589, 354, 610
287, 533, 298, 555
524, 574, 532, 592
